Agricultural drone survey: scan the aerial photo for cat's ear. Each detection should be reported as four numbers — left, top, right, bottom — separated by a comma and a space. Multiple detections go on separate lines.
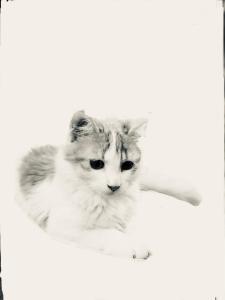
123, 118, 148, 138
70, 110, 95, 142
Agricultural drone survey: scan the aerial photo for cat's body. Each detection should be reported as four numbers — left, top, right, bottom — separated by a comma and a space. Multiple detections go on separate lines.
17, 111, 201, 259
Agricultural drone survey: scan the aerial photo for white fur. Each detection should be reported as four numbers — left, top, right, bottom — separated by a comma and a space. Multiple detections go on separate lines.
104, 130, 121, 187
17, 147, 149, 259
16, 114, 201, 259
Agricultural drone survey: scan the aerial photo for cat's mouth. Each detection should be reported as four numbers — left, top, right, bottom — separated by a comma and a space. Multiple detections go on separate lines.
105, 189, 123, 197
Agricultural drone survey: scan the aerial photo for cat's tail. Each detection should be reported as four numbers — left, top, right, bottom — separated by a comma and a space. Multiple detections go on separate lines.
139, 170, 202, 206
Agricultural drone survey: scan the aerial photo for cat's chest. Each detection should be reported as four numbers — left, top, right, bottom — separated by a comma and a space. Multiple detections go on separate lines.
58, 190, 137, 231
79, 193, 136, 230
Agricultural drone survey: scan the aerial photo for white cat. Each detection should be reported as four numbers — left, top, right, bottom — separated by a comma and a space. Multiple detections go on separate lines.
16, 111, 201, 259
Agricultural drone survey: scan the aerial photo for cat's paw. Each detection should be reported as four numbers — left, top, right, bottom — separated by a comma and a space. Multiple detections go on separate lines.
76, 229, 151, 260
101, 236, 151, 260
132, 245, 151, 260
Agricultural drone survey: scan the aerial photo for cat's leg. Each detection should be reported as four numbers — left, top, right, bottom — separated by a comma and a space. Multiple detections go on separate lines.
139, 168, 202, 206
75, 228, 151, 260
46, 206, 151, 259
46, 214, 151, 259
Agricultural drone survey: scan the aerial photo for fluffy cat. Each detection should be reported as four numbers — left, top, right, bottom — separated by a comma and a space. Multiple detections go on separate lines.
16, 111, 201, 260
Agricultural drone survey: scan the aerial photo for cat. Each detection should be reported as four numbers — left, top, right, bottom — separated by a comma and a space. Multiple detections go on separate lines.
16, 110, 201, 260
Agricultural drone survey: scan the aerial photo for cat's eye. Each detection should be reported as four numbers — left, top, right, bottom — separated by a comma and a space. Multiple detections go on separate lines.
121, 160, 134, 171
90, 160, 105, 170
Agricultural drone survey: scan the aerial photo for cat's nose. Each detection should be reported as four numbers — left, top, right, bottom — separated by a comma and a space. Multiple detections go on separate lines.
107, 185, 120, 192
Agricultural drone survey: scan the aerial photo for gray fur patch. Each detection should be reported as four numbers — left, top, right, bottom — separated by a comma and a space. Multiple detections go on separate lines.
102, 131, 111, 156
19, 145, 57, 195
115, 132, 122, 153
38, 215, 49, 229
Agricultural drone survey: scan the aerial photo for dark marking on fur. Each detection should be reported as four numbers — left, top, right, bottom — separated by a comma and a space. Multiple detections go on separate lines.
121, 142, 128, 161
116, 132, 122, 153
97, 123, 105, 134
77, 118, 88, 128
102, 131, 111, 157
19, 145, 57, 196
123, 125, 129, 134
39, 215, 49, 229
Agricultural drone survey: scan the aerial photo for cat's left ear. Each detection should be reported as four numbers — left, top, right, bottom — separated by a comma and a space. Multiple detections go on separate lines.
69, 110, 96, 142
123, 118, 148, 138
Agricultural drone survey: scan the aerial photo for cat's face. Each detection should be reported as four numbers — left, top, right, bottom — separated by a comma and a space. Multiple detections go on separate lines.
64, 111, 147, 197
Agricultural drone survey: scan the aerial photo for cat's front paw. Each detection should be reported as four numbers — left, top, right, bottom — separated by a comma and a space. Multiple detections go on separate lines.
132, 246, 151, 260
77, 229, 151, 260
102, 236, 151, 260
103, 243, 151, 260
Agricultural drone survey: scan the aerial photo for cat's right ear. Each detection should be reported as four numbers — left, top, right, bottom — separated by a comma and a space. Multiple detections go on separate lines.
69, 110, 94, 142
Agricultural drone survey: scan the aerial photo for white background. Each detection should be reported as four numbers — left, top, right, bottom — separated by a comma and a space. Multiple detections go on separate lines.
0, 0, 224, 299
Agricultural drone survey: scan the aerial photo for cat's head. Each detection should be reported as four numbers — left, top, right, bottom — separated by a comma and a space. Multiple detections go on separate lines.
64, 111, 148, 196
